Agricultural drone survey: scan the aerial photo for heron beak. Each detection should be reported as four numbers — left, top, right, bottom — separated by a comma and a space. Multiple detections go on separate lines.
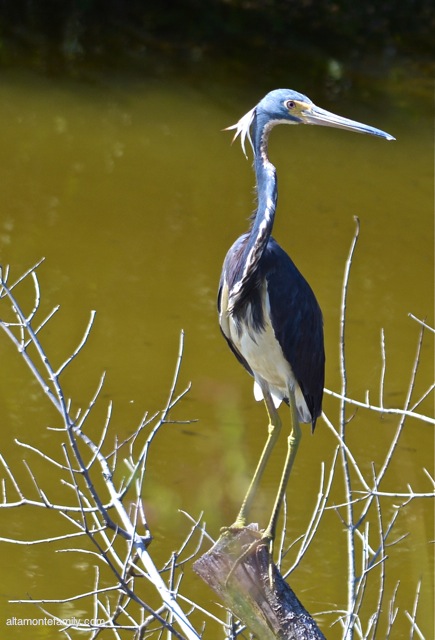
301, 104, 395, 141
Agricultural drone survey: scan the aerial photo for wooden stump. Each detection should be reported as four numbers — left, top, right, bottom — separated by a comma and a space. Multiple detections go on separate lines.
193, 524, 326, 639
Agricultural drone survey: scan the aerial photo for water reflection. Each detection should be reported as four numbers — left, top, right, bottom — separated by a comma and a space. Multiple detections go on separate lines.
0, 70, 433, 637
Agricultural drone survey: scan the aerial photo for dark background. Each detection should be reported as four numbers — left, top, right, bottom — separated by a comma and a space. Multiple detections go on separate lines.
0, 0, 433, 81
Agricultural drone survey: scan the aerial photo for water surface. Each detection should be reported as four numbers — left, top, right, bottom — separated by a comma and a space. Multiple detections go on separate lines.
0, 69, 433, 638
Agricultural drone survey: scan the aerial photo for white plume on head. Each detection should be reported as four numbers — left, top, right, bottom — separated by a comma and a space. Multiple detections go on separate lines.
224, 105, 256, 158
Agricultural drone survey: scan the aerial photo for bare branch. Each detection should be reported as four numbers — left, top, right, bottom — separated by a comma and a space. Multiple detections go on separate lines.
54, 310, 97, 377
409, 313, 435, 333
323, 389, 434, 425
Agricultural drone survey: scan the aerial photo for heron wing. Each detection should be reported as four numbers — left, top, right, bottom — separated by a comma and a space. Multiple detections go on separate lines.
262, 238, 325, 429
217, 278, 254, 378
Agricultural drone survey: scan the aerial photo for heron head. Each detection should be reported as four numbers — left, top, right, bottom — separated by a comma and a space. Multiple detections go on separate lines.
257, 89, 315, 125
226, 88, 395, 157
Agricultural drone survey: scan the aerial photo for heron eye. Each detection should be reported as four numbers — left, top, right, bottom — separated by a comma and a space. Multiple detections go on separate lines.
286, 100, 296, 109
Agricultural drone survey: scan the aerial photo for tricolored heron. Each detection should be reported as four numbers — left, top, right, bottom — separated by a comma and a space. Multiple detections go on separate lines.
218, 89, 394, 556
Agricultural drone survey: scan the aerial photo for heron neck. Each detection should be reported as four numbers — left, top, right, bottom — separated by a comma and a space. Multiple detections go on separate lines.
226, 119, 277, 312
250, 119, 277, 251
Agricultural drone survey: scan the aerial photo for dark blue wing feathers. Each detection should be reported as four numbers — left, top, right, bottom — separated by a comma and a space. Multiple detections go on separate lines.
262, 238, 325, 428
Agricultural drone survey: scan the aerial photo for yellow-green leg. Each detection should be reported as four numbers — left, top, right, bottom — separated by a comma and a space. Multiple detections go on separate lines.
263, 388, 301, 554
225, 387, 301, 586
231, 387, 282, 528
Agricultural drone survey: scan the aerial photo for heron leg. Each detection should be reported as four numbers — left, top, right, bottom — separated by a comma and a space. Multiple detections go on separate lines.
231, 388, 282, 528
224, 389, 300, 587
263, 388, 301, 550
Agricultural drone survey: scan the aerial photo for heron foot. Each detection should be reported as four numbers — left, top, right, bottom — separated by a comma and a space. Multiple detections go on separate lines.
219, 517, 250, 536
224, 529, 275, 587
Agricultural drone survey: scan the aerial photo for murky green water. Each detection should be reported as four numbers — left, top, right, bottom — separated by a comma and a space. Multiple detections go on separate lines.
0, 68, 433, 638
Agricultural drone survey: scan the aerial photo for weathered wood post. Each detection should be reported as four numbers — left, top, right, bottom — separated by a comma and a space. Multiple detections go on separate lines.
193, 524, 326, 639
